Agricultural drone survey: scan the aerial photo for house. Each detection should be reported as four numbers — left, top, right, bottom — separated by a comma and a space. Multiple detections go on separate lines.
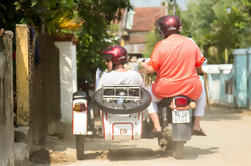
121, 7, 165, 58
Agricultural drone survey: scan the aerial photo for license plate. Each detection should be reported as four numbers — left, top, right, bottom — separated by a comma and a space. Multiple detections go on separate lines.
172, 110, 190, 123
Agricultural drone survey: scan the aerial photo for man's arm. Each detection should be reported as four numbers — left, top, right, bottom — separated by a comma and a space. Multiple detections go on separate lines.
140, 61, 155, 74
196, 66, 204, 75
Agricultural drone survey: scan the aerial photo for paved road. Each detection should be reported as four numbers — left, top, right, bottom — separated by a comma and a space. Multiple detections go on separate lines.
33, 106, 251, 166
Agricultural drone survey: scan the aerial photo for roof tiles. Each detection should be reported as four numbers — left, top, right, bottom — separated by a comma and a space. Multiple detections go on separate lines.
130, 7, 165, 32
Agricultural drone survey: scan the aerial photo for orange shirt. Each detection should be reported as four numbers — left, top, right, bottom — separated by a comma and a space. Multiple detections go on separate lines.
148, 34, 204, 100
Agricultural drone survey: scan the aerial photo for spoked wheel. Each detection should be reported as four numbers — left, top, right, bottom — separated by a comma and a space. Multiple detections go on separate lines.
76, 135, 85, 160
173, 141, 185, 159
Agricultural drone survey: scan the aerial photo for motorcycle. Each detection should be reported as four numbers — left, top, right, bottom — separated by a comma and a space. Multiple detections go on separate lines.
72, 84, 195, 160
156, 96, 194, 159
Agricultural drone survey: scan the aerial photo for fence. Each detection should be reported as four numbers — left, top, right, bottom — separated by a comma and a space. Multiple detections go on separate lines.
204, 47, 251, 109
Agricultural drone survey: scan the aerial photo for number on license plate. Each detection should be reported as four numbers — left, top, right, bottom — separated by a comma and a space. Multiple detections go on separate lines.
172, 110, 190, 123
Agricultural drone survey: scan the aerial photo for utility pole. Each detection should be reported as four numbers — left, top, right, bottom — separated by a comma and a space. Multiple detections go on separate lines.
119, 8, 127, 46
164, 0, 169, 15
173, 0, 176, 15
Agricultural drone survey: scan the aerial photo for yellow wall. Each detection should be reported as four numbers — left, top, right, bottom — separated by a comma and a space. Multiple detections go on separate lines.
16, 24, 29, 126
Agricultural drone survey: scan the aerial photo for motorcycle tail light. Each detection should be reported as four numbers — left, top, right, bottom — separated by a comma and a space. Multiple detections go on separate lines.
73, 103, 87, 112
174, 97, 188, 107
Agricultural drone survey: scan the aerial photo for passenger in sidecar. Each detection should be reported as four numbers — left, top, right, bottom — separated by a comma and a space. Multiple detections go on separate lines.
95, 45, 144, 90
94, 45, 151, 141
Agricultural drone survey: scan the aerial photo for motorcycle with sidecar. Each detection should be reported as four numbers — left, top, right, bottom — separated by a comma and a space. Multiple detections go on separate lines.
72, 84, 196, 160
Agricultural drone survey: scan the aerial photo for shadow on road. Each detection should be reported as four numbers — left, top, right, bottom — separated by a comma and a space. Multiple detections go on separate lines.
83, 146, 218, 161
107, 148, 159, 161
79, 148, 160, 161
85, 138, 139, 151
182, 146, 219, 160
204, 105, 246, 121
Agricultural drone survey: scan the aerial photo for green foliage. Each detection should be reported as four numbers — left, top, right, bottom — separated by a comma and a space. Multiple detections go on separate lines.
181, 0, 251, 64
0, 0, 75, 33
0, 0, 132, 84
143, 30, 161, 58
144, 0, 251, 64
19, 0, 75, 33
75, 0, 132, 83
0, 0, 23, 30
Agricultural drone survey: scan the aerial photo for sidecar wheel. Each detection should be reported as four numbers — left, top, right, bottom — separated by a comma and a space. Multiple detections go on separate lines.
76, 135, 85, 160
173, 141, 184, 159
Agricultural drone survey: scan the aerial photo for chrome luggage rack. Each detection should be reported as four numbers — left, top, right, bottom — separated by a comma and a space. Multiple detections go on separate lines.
101, 85, 141, 102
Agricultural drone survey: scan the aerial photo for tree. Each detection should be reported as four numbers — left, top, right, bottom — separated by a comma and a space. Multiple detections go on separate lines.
143, 30, 161, 58
143, 0, 251, 64
0, 0, 23, 31
1, 0, 132, 84
0, 0, 132, 146
0, 0, 76, 34
181, 0, 251, 64
75, 0, 132, 84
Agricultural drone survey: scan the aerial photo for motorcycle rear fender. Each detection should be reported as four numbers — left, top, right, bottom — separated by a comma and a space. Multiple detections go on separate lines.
72, 91, 88, 135
172, 123, 192, 141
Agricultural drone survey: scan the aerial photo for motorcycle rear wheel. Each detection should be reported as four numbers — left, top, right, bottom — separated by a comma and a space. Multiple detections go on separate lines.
173, 141, 184, 159
76, 135, 85, 160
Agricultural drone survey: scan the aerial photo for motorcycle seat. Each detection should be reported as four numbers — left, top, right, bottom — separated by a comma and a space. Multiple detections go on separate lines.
158, 96, 191, 107
158, 98, 172, 107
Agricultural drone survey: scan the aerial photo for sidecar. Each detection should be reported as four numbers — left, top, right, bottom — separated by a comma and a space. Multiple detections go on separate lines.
94, 85, 151, 141
72, 85, 151, 160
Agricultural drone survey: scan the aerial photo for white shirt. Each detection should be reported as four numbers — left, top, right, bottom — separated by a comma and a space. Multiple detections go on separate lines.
96, 70, 144, 90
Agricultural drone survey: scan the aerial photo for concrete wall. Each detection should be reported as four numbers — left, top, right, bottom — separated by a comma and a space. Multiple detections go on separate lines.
233, 49, 249, 108
124, 31, 148, 55
203, 64, 235, 106
247, 48, 251, 109
126, 31, 149, 40
15, 25, 30, 126
0, 31, 14, 166
55, 42, 77, 124
124, 43, 145, 55
203, 47, 251, 109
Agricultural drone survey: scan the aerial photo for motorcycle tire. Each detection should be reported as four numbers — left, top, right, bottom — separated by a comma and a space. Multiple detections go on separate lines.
76, 135, 85, 160
94, 87, 151, 114
173, 141, 185, 159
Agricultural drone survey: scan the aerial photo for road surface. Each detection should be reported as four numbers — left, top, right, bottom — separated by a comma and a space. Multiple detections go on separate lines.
31, 106, 251, 166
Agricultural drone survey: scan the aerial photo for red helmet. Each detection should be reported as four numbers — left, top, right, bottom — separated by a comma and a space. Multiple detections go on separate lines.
154, 15, 181, 38
101, 45, 127, 64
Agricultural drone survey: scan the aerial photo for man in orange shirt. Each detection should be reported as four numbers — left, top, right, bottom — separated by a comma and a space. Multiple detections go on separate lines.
141, 15, 206, 136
